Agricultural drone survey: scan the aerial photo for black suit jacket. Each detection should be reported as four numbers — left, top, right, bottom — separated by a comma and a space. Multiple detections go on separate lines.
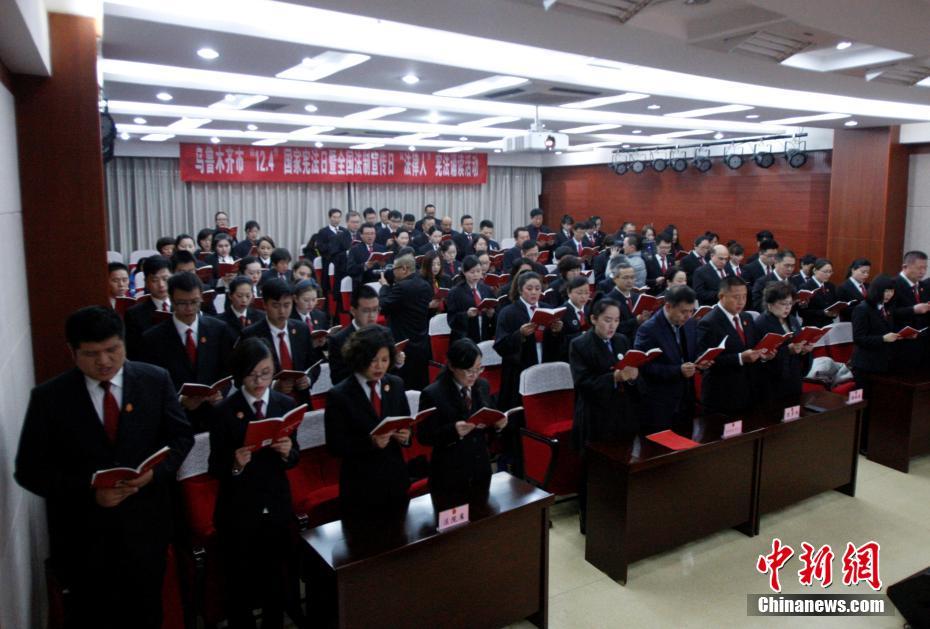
240, 318, 322, 381
548, 301, 590, 362
231, 239, 257, 260
741, 259, 769, 290
851, 301, 894, 374
260, 269, 293, 287
692, 264, 731, 305
452, 231, 477, 260
325, 322, 359, 386
592, 250, 612, 284
289, 307, 331, 332
216, 307, 265, 338
751, 272, 789, 312
749, 311, 808, 404
680, 251, 706, 281
836, 279, 868, 322
328, 229, 358, 281
634, 308, 698, 429
446, 281, 496, 344
603, 287, 643, 343
314, 225, 343, 263
347, 242, 387, 284
15, 362, 193, 584
502, 246, 523, 273
379, 275, 434, 390
568, 330, 640, 449
493, 300, 562, 410
696, 306, 757, 414
124, 299, 159, 360
417, 374, 495, 494
644, 254, 674, 292
324, 374, 411, 514
208, 390, 299, 530
799, 279, 839, 328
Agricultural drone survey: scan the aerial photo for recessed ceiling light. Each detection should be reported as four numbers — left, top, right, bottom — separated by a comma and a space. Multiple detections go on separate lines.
210, 93, 269, 110
402, 73, 420, 85
210, 136, 221, 144
253, 138, 286, 146
426, 111, 443, 124
315, 141, 324, 148
665, 104, 754, 118
844, 120, 859, 126
622, 144, 631, 148
459, 136, 468, 141
713, 132, 724, 139
133, 117, 147, 124
433, 75, 528, 98
345, 106, 406, 120
555, 151, 563, 155
304, 104, 318, 113
836, 41, 853, 50
119, 132, 131, 140
561, 93, 650, 109
246, 124, 258, 131
140, 133, 174, 142
493, 149, 502, 153
745, 114, 760, 119
156, 92, 172, 102
631, 129, 642, 134
408, 145, 416, 151
197, 47, 219, 60
559, 123, 622, 134
647, 104, 661, 110
276, 50, 371, 82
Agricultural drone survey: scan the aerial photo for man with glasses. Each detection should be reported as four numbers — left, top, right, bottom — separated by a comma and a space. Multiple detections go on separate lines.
141, 272, 236, 432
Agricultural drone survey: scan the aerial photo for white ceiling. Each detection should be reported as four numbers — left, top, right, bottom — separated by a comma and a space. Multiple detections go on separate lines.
101, 0, 930, 156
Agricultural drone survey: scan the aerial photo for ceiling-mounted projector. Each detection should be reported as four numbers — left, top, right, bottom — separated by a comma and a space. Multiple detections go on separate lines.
504, 122, 568, 153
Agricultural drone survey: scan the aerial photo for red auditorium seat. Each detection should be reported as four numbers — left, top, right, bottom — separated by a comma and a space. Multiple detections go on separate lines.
518, 362, 582, 496
339, 276, 354, 326
287, 409, 341, 528
428, 313, 451, 380
403, 390, 432, 497
309, 362, 333, 410
477, 340, 503, 396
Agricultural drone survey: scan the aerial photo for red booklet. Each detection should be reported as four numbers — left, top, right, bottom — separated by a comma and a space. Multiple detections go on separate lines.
414, 255, 425, 265
753, 332, 792, 355
366, 251, 394, 265
195, 266, 214, 283
823, 300, 856, 316
631, 285, 650, 294
394, 339, 409, 353
476, 298, 499, 312
465, 406, 523, 426
544, 273, 558, 284
897, 326, 928, 339
674, 250, 690, 261
243, 404, 308, 451
646, 430, 699, 451
580, 247, 599, 258
792, 325, 833, 345
369, 407, 437, 436
152, 309, 173, 323
484, 274, 510, 288
197, 251, 212, 262
310, 325, 343, 341
179, 375, 233, 398
536, 232, 556, 246
91, 446, 170, 489
440, 233, 454, 242
695, 335, 728, 366
691, 305, 713, 321
114, 296, 137, 317
530, 306, 566, 327
537, 251, 551, 265
613, 348, 663, 370
251, 297, 265, 311
488, 252, 506, 268
201, 289, 217, 306
435, 287, 450, 300
273, 359, 325, 382
248, 245, 259, 257
796, 288, 820, 302
217, 260, 240, 276
632, 294, 664, 317
218, 225, 239, 240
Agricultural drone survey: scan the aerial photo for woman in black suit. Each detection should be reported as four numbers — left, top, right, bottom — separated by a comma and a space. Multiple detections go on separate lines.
497, 258, 534, 309
550, 276, 591, 362
324, 325, 411, 516
290, 279, 330, 352
568, 297, 641, 532
800, 258, 840, 327
446, 255, 496, 343
835, 258, 871, 322
209, 338, 300, 629
205, 232, 237, 293
417, 339, 506, 498
419, 250, 447, 315
750, 282, 813, 405
439, 239, 461, 279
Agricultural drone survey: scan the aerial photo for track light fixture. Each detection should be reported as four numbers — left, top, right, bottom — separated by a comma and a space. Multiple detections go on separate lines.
724, 143, 744, 170
754, 143, 775, 168
670, 149, 688, 173
785, 138, 808, 168
630, 155, 647, 174
693, 147, 712, 173
653, 150, 669, 173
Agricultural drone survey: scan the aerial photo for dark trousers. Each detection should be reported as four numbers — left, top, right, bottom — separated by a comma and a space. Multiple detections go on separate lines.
852, 367, 879, 453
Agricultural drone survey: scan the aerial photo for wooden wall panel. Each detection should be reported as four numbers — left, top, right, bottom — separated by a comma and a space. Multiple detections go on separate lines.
14, 13, 108, 383
540, 152, 831, 258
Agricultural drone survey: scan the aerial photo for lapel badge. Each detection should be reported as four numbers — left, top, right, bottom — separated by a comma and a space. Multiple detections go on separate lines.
236, 411, 245, 419
124, 403, 134, 413
383, 383, 391, 393
200, 336, 207, 344
291, 327, 296, 335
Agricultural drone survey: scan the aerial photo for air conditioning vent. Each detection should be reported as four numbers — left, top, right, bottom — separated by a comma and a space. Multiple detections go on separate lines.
730, 31, 812, 62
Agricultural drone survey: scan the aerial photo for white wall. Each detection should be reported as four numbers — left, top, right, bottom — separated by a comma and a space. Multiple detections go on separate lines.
905, 153, 930, 255
0, 80, 46, 629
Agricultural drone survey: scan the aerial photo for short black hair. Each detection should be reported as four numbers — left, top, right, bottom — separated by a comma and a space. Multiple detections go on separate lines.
167, 271, 204, 297
342, 325, 396, 374
174, 233, 194, 247
142, 255, 171, 278
665, 285, 696, 307
257, 236, 276, 249
847, 258, 871, 277
228, 275, 253, 295
446, 338, 482, 370
728, 242, 745, 256
403, 213, 416, 222
270, 248, 292, 265
359, 223, 376, 235
245, 220, 260, 232
66, 306, 124, 348
693, 235, 711, 247
169, 249, 196, 271
363, 207, 376, 217
591, 297, 621, 319
214, 211, 228, 221
775, 250, 796, 263
196, 228, 214, 243
238, 256, 260, 273
557, 255, 582, 277
155, 236, 175, 252
479, 219, 494, 230
763, 281, 795, 305
261, 279, 294, 302
460, 214, 473, 225
560, 214, 575, 226
812, 257, 832, 272
719, 276, 747, 293
756, 230, 774, 242
351, 284, 380, 308
759, 239, 779, 252
513, 226, 529, 239
229, 337, 274, 389
388, 210, 402, 221
212, 232, 231, 248
520, 239, 538, 252
866, 274, 896, 305
328, 208, 342, 218
108, 262, 129, 274
294, 279, 320, 298
903, 250, 928, 265
530, 208, 544, 218
800, 253, 818, 266
625, 233, 642, 251
380, 207, 391, 216
574, 220, 590, 231
565, 276, 588, 294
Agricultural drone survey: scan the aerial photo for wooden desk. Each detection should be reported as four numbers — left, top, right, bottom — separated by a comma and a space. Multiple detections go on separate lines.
585, 391, 864, 584
867, 372, 930, 473
302, 472, 553, 629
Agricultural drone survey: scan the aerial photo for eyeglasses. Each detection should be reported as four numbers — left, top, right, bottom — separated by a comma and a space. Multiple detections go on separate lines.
246, 369, 274, 382
458, 366, 484, 376
173, 299, 202, 308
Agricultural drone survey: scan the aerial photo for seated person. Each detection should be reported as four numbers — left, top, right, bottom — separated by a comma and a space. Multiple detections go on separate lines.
231, 220, 261, 259
238, 256, 264, 297
217, 275, 266, 336
155, 236, 175, 258
108, 262, 131, 306
124, 255, 171, 359
290, 279, 330, 353
260, 248, 293, 285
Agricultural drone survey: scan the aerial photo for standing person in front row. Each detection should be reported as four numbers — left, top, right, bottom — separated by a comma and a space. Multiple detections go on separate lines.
446, 255, 496, 344
696, 276, 763, 415
15, 306, 193, 629
750, 282, 813, 405
208, 338, 301, 629
418, 339, 506, 498
324, 325, 412, 516
569, 298, 641, 534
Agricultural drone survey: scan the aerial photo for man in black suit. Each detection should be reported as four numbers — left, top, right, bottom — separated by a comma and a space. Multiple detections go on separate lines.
479, 219, 500, 251
124, 255, 172, 360
744, 230, 775, 266
217, 275, 266, 337
695, 277, 763, 414
231, 220, 261, 259
346, 223, 388, 286
502, 226, 531, 271
412, 215, 436, 249
375, 207, 393, 246
329, 210, 362, 293
15, 306, 193, 628
790, 253, 817, 289
751, 249, 796, 312
313, 208, 344, 294
452, 214, 477, 260
645, 233, 675, 293
438, 215, 458, 242
692, 244, 733, 305
727, 242, 746, 280
892, 250, 930, 368
553, 214, 575, 249
260, 248, 294, 287
327, 284, 382, 385
526, 208, 552, 243
634, 285, 700, 431
241, 280, 321, 403
213, 210, 238, 247
741, 238, 779, 288
141, 272, 235, 431
414, 203, 437, 233
603, 257, 656, 343
680, 235, 712, 284
378, 254, 434, 390
592, 235, 621, 286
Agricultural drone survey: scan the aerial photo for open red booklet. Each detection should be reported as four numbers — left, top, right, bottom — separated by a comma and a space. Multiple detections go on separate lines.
310, 325, 343, 341
897, 326, 928, 339
613, 348, 663, 370
753, 332, 792, 355
483, 273, 510, 288
465, 406, 523, 426
475, 298, 499, 312
646, 430, 699, 451
217, 225, 238, 240
244, 404, 308, 451
151, 309, 173, 323
536, 232, 556, 246
273, 359, 325, 382
488, 253, 507, 268
369, 407, 437, 436
195, 266, 214, 283
823, 300, 856, 316
366, 251, 394, 265
695, 335, 728, 366
530, 306, 566, 327
217, 260, 241, 276
536, 251, 551, 265
91, 446, 170, 489
691, 305, 713, 321
435, 287, 450, 300
792, 325, 833, 345
632, 294, 664, 317
179, 375, 233, 398
394, 339, 409, 353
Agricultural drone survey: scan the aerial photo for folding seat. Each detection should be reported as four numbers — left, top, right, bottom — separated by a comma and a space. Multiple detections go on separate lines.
312, 256, 323, 285
477, 340, 503, 397
403, 390, 432, 497
128, 248, 159, 271
811, 321, 854, 363
288, 410, 341, 528
338, 276, 354, 326
428, 313, 451, 381
518, 362, 582, 496
106, 250, 123, 263
309, 362, 332, 410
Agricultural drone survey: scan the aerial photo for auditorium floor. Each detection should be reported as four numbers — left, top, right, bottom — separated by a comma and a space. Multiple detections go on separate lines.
506, 454, 930, 629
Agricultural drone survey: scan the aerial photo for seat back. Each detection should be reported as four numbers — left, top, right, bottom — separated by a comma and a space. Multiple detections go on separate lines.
429, 314, 451, 364
500, 237, 516, 250
310, 363, 333, 410
213, 293, 226, 315
478, 340, 503, 395
129, 248, 159, 270
312, 256, 323, 284
107, 250, 123, 263
811, 321, 854, 363
745, 310, 761, 321
518, 362, 574, 433
177, 433, 218, 547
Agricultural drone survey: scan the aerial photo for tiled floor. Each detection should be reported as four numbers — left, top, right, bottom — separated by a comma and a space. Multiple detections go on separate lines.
508, 455, 930, 629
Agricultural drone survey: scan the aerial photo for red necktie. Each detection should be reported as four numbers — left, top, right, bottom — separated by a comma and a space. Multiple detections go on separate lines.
529, 306, 544, 342
718, 268, 726, 280
305, 314, 314, 331
473, 288, 481, 307
735, 266, 741, 278
461, 386, 472, 412
860, 283, 867, 299
627, 296, 634, 314
578, 309, 587, 330
733, 315, 746, 345
660, 257, 666, 273
277, 331, 293, 370
368, 380, 381, 417
368, 245, 372, 254
915, 285, 921, 303
253, 400, 265, 419
240, 315, 248, 328
699, 256, 706, 266
100, 381, 120, 444
185, 329, 197, 367
162, 301, 169, 312
577, 242, 583, 256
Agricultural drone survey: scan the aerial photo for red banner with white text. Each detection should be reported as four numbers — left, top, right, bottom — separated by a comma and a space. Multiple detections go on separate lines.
179, 143, 488, 184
